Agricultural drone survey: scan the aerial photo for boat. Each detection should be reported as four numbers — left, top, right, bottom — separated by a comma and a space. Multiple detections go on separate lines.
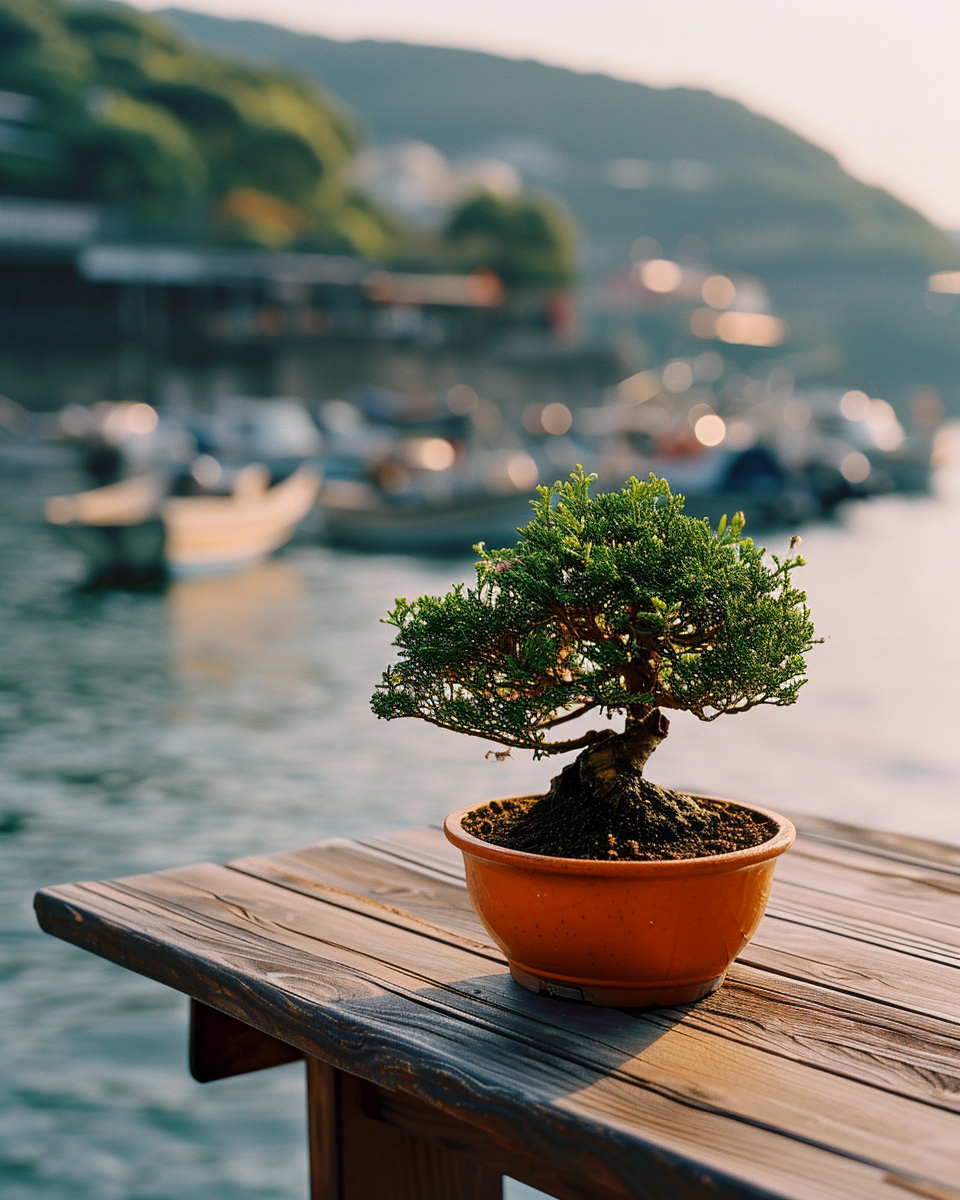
319, 485, 537, 553
45, 464, 321, 584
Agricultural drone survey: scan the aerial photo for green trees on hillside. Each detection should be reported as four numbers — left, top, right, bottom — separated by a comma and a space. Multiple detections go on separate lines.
0, 0, 396, 253
0, 0, 581, 280
445, 191, 576, 288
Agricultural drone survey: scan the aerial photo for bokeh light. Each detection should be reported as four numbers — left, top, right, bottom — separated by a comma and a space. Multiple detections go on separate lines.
865, 400, 904, 451
694, 414, 726, 446
506, 451, 539, 489
540, 402, 573, 435
191, 454, 222, 487
724, 420, 756, 450
128, 403, 159, 435
662, 360, 694, 393
616, 370, 660, 403
714, 311, 787, 346
839, 390, 871, 421
639, 259, 682, 293
701, 274, 736, 308
929, 271, 960, 294
406, 437, 456, 470
840, 451, 871, 483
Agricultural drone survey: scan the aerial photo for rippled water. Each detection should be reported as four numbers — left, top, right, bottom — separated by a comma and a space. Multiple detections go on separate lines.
3, 447, 960, 1198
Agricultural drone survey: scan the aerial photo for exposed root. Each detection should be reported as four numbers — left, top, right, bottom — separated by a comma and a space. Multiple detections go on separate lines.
464, 711, 777, 860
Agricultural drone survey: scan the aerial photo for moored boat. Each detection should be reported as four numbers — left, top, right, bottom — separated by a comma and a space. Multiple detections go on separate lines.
319, 487, 537, 554
45, 464, 321, 584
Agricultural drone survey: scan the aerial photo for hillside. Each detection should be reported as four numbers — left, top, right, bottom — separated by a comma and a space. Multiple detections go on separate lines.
164, 8, 960, 403
165, 9, 955, 275
0, 0, 396, 253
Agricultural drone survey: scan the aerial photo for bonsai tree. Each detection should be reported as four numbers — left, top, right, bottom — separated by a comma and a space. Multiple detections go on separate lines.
372, 469, 817, 860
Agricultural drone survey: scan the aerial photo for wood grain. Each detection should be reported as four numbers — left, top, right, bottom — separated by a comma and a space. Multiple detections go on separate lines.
777, 840, 960, 929
787, 816, 960, 873
341, 827, 960, 1020
228, 840, 960, 1109
306, 1054, 341, 1200
360, 826, 465, 880
230, 843, 496, 955
33, 863, 960, 1200
111, 865, 960, 1182
34, 813, 960, 1200
307, 1059, 501, 1200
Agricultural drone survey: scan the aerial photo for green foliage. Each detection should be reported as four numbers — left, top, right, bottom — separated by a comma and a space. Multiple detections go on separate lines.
0, 0, 397, 251
445, 191, 576, 288
72, 88, 206, 222
373, 468, 816, 757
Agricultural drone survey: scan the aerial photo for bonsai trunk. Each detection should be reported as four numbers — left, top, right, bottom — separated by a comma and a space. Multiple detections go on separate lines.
574, 708, 673, 797
490, 709, 717, 859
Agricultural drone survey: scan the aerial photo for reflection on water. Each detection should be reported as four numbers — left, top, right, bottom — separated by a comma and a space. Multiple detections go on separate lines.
168, 563, 307, 686
3, 448, 960, 1199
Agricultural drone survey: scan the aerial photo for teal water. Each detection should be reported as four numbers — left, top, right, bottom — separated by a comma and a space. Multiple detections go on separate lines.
3, 446, 960, 1198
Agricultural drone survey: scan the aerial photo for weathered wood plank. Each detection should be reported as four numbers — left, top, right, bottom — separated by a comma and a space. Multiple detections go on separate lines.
766, 881, 960, 969
230, 843, 496, 954
229, 841, 960, 1110
36, 811, 960, 1200
34, 866, 960, 1195
787, 816, 960, 874
135, 868, 960, 1166
776, 842, 960, 929
360, 826, 465, 880
742, 916, 960, 1024
651, 966, 960, 1112
35, 874, 951, 1200
236, 839, 960, 977
231, 841, 960, 1042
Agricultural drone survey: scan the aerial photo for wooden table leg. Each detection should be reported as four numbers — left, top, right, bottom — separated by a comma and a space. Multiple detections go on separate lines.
189, 999, 302, 1082
306, 1057, 502, 1200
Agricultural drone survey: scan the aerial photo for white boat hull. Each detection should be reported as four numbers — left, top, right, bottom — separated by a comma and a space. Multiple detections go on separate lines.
46, 466, 321, 584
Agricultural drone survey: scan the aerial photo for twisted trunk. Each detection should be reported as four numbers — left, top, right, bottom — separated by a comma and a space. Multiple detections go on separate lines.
576, 708, 672, 790
479, 709, 720, 860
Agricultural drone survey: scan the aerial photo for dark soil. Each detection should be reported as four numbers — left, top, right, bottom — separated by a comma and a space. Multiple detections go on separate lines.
462, 788, 778, 862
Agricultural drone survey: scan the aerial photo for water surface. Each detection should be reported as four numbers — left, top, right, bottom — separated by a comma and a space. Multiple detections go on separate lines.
3, 449, 960, 1198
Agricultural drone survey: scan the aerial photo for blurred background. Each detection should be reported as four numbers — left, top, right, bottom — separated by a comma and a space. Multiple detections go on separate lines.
2, 2, 960, 1197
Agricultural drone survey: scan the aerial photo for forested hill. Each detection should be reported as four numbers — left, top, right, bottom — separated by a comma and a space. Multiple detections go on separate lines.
165, 7, 955, 277
165, 7, 960, 400
0, 1, 397, 255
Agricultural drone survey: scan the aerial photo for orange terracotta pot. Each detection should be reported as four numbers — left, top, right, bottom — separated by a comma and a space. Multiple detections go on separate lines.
444, 797, 795, 1007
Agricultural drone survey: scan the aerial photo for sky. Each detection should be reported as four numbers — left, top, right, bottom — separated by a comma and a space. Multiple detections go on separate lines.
137, 0, 960, 229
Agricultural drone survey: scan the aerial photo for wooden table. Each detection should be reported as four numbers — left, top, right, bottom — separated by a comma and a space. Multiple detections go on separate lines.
34, 814, 960, 1200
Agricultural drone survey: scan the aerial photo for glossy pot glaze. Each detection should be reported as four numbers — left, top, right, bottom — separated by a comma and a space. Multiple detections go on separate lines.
444, 797, 795, 1007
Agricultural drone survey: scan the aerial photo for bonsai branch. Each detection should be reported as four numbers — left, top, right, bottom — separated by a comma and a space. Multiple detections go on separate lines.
541, 702, 600, 729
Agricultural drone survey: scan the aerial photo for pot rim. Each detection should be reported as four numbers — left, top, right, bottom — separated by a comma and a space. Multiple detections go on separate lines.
444, 794, 796, 877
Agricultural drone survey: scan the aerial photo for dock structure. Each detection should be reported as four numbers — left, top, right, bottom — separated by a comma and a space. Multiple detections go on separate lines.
35, 813, 960, 1200
0, 196, 504, 354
